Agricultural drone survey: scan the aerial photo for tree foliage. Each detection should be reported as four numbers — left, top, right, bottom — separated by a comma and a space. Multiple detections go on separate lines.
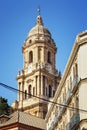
0, 97, 10, 115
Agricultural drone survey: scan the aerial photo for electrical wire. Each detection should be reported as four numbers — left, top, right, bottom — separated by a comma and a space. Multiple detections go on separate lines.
0, 82, 87, 113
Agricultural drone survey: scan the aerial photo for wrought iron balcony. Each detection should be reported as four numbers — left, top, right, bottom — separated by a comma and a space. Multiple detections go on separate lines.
62, 99, 66, 106
54, 116, 58, 124
72, 76, 80, 91
66, 122, 71, 130
51, 100, 66, 128
66, 113, 80, 130
57, 107, 63, 119
70, 113, 80, 129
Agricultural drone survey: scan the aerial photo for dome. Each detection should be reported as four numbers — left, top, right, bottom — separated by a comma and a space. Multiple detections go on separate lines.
28, 15, 51, 38
28, 24, 51, 38
23, 9, 56, 47
23, 11, 56, 49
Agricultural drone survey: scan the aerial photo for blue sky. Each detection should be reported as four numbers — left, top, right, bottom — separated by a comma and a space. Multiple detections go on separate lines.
0, 0, 87, 105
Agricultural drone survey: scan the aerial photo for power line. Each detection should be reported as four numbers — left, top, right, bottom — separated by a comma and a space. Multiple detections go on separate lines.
0, 82, 87, 113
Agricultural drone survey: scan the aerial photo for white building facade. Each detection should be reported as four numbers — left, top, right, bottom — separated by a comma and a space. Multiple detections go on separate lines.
46, 31, 87, 130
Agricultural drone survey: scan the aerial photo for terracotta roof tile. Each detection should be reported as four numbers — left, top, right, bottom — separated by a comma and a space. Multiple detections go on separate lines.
0, 111, 46, 130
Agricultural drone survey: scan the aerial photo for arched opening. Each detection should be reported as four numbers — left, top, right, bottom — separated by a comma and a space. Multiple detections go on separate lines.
43, 76, 45, 96
73, 67, 75, 78
18, 82, 21, 101
28, 85, 32, 98
48, 85, 52, 98
29, 39, 32, 43
46, 87, 47, 96
33, 87, 35, 96
29, 51, 33, 63
48, 51, 51, 63
38, 48, 41, 62
70, 76, 72, 88
75, 63, 78, 76
53, 90, 55, 97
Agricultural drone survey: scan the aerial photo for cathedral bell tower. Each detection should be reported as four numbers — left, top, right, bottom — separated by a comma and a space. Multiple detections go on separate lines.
13, 9, 60, 119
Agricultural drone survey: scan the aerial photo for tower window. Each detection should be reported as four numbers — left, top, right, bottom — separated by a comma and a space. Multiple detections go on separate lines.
38, 48, 41, 61
48, 85, 52, 98
75, 63, 78, 76
29, 51, 33, 63
33, 87, 35, 96
28, 85, 32, 98
48, 51, 51, 63
46, 87, 47, 96
36, 76, 38, 95
53, 90, 55, 97
29, 39, 32, 43
18, 82, 21, 101
43, 76, 45, 95
48, 40, 51, 44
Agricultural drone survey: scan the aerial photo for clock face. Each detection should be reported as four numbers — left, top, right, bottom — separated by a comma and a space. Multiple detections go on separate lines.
28, 64, 32, 73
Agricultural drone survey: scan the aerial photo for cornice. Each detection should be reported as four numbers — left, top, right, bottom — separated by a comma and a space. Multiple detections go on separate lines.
22, 40, 57, 53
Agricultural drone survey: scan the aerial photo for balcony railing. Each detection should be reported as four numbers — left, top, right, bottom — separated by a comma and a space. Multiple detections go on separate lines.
72, 76, 80, 91
58, 107, 62, 118
66, 122, 71, 130
54, 116, 58, 124
50, 100, 66, 128
66, 113, 80, 130
70, 113, 80, 128
62, 99, 66, 105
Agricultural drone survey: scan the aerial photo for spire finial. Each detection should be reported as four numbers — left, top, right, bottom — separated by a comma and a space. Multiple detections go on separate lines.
36, 6, 43, 25
37, 6, 40, 16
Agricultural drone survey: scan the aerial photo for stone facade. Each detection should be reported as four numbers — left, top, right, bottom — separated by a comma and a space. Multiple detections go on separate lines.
12, 12, 61, 119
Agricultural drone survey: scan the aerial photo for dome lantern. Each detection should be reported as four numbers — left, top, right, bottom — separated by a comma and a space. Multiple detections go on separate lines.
24, 8, 56, 46
36, 7, 43, 25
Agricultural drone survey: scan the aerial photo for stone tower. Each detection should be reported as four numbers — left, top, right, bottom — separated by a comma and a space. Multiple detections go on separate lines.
12, 9, 61, 119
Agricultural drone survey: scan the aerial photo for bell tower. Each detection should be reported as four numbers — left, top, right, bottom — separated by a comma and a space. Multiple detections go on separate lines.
14, 9, 61, 119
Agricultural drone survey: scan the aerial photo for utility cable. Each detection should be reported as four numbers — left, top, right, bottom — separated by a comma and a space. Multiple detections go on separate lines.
0, 82, 87, 113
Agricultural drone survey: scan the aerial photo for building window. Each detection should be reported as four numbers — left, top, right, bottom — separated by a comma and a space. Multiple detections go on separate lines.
48, 51, 51, 63
38, 48, 41, 62
25, 90, 27, 99
48, 40, 51, 44
55, 106, 58, 116
70, 76, 72, 88
18, 82, 21, 101
36, 76, 38, 95
63, 92, 65, 101
73, 67, 75, 78
28, 85, 32, 98
33, 87, 35, 96
43, 76, 45, 95
75, 63, 78, 76
48, 85, 52, 98
29, 39, 32, 43
73, 63, 78, 78
46, 87, 47, 96
53, 90, 55, 97
29, 51, 33, 63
